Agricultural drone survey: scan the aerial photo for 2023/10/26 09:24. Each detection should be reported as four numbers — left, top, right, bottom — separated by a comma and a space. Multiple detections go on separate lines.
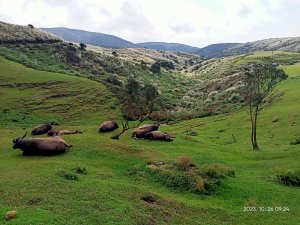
244, 206, 290, 212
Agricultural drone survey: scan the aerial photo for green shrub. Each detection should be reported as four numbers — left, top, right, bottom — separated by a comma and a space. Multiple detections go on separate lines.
198, 163, 235, 179
57, 170, 78, 180
146, 159, 235, 194
290, 138, 300, 145
276, 170, 300, 186
156, 170, 196, 191
228, 93, 240, 102
176, 156, 193, 171
141, 193, 157, 203
183, 130, 199, 136
151, 61, 161, 73
74, 166, 87, 174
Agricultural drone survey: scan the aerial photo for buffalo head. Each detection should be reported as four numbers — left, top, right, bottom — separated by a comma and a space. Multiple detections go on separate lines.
12, 132, 27, 149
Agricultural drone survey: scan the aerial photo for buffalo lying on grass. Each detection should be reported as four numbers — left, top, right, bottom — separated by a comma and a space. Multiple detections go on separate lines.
132, 123, 159, 138
137, 124, 159, 131
99, 121, 119, 132
31, 122, 54, 135
48, 129, 82, 136
144, 131, 173, 142
12, 132, 72, 155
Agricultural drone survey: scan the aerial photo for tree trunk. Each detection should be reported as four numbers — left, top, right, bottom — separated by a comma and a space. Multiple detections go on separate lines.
111, 128, 129, 140
252, 106, 259, 150
111, 118, 129, 140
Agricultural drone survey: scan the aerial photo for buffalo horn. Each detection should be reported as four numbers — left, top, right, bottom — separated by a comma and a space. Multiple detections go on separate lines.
21, 132, 27, 139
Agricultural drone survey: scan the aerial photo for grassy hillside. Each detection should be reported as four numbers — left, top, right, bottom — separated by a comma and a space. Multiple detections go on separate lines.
2, 40, 300, 121
0, 56, 120, 127
0, 21, 62, 44
197, 37, 300, 58
0, 56, 299, 224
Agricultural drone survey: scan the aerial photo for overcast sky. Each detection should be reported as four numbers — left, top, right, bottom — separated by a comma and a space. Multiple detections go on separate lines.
0, 0, 299, 47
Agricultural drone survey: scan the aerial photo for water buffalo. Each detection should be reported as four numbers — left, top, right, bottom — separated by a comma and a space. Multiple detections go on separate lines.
132, 123, 159, 139
12, 132, 72, 155
144, 131, 173, 142
48, 129, 82, 136
99, 121, 119, 132
137, 123, 159, 131
31, 122, 54, 135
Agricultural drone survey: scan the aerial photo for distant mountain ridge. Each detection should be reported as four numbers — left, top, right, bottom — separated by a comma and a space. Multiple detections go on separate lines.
195, 43, 239, 58
212, 37, 300, 57
40, 27, 136, 48
40, 27, 300, 58
135, 42, 200, 54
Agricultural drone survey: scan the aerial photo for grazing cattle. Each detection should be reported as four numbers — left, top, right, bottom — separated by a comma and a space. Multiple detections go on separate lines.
48, 129, 82, 136
12, 132, 71, 155
31, 122, 54, 135
132, 123, 159, 139
144, 131, 173, 142
99, 121, 119, 132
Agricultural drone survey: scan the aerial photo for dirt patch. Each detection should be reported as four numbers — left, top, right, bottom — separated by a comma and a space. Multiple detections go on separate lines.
27, 197, 42, 205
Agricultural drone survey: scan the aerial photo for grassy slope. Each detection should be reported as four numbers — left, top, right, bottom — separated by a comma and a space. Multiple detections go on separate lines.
0, 56, 299, 224
0, 56, 119, 127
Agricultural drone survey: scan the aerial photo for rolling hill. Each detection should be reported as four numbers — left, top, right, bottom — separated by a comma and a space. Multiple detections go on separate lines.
39, 25, 300, 58
195, 43, 239, 58
40, 27, 136, 48
0, 21, 62, 44
199, 37, 300, 58
135, 42, 200, 54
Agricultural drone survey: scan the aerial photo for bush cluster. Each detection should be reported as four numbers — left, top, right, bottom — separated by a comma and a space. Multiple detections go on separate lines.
276, 170, 300, 186
146, 157, 235, 194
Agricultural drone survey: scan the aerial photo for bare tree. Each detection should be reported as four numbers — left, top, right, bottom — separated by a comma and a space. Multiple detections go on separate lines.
242, 63, 287, 150
112, 78, 159, 139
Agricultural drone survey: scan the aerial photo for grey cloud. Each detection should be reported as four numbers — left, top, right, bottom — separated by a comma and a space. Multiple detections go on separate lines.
170, 23, 195, 34
98, 8, 111, 17
42, 0, 95, 29
97, 1, 160, 42
238, 5, 252, 17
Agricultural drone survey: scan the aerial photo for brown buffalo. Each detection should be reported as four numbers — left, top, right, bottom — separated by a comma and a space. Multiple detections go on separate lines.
48, 129, 82, 136
132, 123, 159, 138
99, 121, 119, 132
144, 131, 173, 142
12, 132, 71, 155
137, 123, 159, 131
31, 122, 54, 135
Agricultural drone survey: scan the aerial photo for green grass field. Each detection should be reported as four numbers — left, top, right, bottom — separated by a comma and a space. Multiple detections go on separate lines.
0, 56, 299, 224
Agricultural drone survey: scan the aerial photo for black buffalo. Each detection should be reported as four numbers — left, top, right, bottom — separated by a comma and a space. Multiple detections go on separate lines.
99, 121, 119, 132
31, 122, 54, 135
13, 132, 71, 155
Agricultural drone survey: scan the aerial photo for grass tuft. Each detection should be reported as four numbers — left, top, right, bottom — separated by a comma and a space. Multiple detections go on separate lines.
74, 166, 87, 174
146, 158, 235, 194
276, 170, 300, 186
57, 170, 79, 181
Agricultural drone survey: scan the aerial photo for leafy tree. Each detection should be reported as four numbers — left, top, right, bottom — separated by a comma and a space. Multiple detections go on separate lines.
79, 43, 86, 50
151, 61, 161, 73
112, 78, 159, 139
65, 45, 80, 66
140, 60, 147, 69
242, 63, 287, 150
160, 60, 174, 70
112, 51, 118, 57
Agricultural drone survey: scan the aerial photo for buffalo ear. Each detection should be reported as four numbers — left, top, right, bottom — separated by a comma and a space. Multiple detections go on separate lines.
12, 139, 17, 143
